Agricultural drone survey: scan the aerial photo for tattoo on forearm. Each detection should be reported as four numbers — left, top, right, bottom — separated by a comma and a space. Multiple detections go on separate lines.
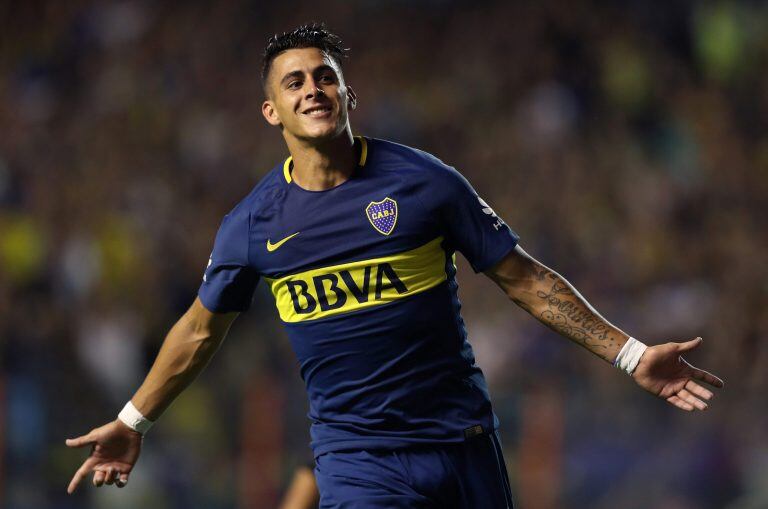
532, 267, 548, 282
535, 274, 613, 349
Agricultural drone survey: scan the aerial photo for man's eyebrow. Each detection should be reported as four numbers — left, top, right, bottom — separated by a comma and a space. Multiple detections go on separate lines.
313, 64, 336, 76
279, 70, 304, 86
279, 65, 337, 86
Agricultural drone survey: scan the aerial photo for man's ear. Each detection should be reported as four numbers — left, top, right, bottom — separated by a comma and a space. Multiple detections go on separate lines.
347, 86, 358, 110
262, 100, 282, 126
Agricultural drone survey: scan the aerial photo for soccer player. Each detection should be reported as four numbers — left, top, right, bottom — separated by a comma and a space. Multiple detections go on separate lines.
66, 24, 724, 508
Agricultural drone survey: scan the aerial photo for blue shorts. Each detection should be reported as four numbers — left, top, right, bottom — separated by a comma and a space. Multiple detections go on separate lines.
314, 431, 514, 508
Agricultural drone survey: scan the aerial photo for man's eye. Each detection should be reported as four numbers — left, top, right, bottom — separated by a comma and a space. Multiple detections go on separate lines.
288, 81, 302, 89
320, 75, 334, 83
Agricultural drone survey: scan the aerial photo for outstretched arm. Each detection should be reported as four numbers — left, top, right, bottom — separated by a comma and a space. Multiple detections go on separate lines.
66, 297, 238, 493
485, 245, 724, 410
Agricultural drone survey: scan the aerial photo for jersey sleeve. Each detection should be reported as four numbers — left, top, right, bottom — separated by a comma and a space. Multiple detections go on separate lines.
198, 210, 259, 313
429, 165, 520, 273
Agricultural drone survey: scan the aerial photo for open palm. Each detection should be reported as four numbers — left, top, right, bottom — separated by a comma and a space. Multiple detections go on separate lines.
66, 420, 143, 493
632, 337, 724, 411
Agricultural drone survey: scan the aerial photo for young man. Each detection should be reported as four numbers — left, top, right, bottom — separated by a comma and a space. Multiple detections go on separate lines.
66, 24, 724, 508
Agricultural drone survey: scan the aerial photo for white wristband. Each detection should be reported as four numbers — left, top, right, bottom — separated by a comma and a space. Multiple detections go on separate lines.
613, 337, 648, 376
118, 401, 154, 435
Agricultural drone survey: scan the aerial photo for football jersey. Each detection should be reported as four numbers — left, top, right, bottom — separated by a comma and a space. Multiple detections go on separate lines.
199, 137, 519, 456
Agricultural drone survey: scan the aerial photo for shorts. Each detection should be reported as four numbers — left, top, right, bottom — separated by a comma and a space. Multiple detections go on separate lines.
314, 431, 514, 508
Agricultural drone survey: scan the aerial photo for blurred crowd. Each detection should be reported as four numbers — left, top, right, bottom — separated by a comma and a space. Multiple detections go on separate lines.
1, 1, 767, 508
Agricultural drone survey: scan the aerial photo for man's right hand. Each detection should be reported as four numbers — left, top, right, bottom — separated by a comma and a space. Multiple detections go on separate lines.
64, 299, 235, 495
66, 420, 143, 494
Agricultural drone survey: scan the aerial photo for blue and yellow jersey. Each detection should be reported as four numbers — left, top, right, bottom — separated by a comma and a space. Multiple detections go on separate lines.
199, 137, 519, 456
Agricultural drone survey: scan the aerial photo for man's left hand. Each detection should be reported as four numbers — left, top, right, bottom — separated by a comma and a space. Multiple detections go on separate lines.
632, 337, 724, 411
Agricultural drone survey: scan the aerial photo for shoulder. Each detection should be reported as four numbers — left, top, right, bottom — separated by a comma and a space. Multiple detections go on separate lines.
368, 137, 451, 172
222, 162, 286, 222
367, 137, 466, 186
210, 163, 286, 256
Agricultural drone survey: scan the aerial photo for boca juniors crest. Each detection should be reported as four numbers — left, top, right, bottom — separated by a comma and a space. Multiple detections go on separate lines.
365, 197, 398, 236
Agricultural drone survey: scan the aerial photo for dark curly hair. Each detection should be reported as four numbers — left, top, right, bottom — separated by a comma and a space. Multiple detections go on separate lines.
261, 22, 347, 92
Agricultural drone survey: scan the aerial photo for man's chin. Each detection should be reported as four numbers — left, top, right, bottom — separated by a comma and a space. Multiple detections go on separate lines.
295, 125, 345, 143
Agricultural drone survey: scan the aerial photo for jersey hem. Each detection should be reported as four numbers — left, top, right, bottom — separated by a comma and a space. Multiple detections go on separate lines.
311, 424, 501, 458
197, 290, 251, 314
310, 413, 500, 458
471, 234, 520, 273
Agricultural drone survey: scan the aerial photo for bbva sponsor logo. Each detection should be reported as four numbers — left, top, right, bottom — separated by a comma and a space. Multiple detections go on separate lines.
285, 262, 407, 314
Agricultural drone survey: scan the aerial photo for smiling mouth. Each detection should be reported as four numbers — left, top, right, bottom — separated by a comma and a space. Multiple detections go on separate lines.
303, 106, 332, 117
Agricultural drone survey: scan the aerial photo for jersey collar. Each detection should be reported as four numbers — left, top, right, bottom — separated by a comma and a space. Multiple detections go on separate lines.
283, 136, 368, 184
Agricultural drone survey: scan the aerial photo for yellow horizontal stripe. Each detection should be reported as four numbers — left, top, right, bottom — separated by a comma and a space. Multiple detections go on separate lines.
265, 237, 447, 323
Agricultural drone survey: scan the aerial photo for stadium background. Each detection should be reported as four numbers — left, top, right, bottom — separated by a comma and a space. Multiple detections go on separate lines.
1, 1, 766, 508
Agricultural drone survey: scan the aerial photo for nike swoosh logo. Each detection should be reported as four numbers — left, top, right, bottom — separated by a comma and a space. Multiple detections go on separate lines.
266, 232, 300, 252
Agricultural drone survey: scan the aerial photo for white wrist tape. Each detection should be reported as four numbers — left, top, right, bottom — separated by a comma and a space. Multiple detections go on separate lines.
118, 401, 154, 435
613, 337, 648, 376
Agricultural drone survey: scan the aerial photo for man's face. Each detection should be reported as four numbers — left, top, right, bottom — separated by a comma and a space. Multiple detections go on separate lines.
262, 47, 356, 142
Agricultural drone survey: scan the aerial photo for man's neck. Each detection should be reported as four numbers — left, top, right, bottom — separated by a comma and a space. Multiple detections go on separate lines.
286, 131, 357, 191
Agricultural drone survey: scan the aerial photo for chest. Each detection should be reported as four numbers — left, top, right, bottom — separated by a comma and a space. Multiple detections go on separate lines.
249, 176, 438, 277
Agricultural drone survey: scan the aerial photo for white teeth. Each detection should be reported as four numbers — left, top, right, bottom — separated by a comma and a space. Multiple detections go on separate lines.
304, 107, 331, 115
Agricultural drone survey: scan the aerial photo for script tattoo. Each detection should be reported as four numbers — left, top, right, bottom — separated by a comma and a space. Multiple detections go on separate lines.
536, 275, 611, 349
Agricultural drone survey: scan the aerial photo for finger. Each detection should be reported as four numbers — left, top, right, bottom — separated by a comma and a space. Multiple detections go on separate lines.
667, 395, 694, 411
678, 389, 708, 411
689, 365, 724, 388
104, 467, 116, 485
67, 457, 98, 494
66, 431, 97, 448
684, 380, 713, 400
677, 337, 702, 353
116, 474, 129, 488
93, 470, 106, 487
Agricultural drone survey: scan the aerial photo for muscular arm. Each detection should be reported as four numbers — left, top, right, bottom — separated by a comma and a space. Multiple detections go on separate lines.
132, 297, 239, 419
485, 245, 628, 363
66, 297, 238, 493
485, 245, 723, 412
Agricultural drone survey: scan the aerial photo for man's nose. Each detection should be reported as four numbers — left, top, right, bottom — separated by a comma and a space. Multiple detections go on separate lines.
304, 79, 324, 99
